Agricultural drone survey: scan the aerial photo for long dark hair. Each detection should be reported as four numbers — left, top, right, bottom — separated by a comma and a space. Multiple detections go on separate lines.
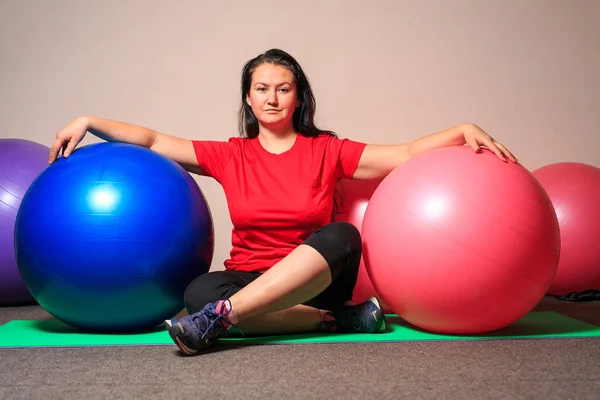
238, 49, 336, 139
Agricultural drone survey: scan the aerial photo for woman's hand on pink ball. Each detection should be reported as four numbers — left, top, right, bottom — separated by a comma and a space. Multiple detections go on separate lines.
463, 124, 517, 163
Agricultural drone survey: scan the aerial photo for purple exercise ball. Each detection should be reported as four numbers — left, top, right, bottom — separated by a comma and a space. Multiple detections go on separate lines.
0, 138, 49, 305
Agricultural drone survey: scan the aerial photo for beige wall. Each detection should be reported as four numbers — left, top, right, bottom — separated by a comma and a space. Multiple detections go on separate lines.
2, 0, 599, 271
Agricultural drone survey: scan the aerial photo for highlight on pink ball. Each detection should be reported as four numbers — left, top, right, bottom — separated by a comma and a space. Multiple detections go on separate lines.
362, 146, 560, 334
532, 162, 600, 295
333, 179, 393, 313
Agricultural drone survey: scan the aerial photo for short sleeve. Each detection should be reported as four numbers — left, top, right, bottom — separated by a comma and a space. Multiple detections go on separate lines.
192, 138, 238, 182
335, 138, 367, 179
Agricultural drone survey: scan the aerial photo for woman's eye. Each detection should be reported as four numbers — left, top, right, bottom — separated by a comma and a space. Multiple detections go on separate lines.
279, 88, 289, 93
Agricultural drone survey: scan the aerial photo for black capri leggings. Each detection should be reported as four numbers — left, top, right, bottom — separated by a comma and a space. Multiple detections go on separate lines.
184, 221, 362, 313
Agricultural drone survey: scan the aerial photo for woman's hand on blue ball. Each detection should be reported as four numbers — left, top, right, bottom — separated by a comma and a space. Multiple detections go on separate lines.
49, 117, 89, 164
463, 124, 517, 163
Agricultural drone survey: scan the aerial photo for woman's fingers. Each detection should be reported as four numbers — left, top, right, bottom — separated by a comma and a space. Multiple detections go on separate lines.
48, 138, 65, 164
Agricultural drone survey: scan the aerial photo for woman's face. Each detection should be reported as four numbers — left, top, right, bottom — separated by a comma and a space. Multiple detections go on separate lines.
246, 63, 299, 132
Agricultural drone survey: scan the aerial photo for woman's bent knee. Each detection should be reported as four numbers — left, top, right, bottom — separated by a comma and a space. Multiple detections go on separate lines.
302, 222, 362, 279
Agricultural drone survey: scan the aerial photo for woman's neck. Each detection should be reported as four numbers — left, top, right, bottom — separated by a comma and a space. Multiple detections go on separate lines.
257, 126, 298, 155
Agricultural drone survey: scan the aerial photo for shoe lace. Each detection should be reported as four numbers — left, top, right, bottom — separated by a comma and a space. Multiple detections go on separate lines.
319, 310, 363, 333
317, 319, 337, 333
191, 302, 237, 340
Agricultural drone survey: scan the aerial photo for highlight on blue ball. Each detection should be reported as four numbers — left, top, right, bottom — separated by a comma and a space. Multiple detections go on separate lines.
15, 142, 214, 332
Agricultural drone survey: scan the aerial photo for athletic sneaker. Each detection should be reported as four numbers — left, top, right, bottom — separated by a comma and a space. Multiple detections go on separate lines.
164, 300, 233, 356
320, 296, 386, 333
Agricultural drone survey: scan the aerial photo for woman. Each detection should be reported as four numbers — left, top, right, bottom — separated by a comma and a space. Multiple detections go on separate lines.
49, 49, 516, 356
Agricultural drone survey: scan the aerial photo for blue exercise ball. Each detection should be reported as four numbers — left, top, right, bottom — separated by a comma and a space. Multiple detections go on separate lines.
15, 142, 213, 332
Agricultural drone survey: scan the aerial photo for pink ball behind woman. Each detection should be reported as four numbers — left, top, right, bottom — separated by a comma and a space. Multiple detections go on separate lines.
333, 178, 393, 313
533, 162, 600, 295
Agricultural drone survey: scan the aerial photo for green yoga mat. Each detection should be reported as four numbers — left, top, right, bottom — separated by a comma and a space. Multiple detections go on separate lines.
0, 312, 598, 348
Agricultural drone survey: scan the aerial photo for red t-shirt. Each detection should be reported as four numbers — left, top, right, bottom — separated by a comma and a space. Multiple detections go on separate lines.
192, 134, 367, 273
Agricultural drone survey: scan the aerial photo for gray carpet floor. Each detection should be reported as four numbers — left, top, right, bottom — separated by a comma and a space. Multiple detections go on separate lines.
1, 296, 599, 400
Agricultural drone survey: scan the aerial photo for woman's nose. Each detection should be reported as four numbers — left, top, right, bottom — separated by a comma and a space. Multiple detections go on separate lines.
267, 89, 278, 105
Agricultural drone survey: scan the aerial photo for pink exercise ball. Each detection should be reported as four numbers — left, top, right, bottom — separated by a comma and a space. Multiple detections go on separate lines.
333, 179, 393, 313
362, 146, 560, 334
532, 162, 600, 295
